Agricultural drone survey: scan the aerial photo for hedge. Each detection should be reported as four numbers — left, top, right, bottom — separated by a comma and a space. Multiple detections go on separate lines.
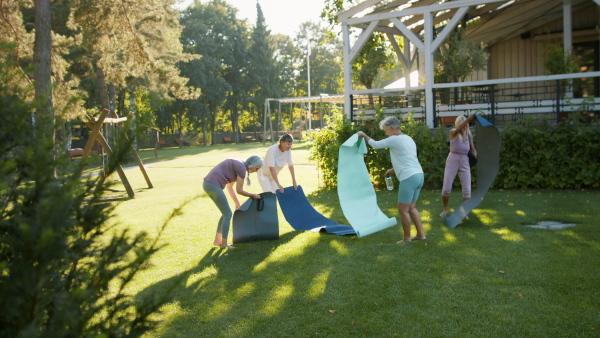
307, 110, 599, 190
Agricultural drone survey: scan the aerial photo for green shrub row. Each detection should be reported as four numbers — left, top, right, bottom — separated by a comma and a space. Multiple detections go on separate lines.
308, 110, 600, 190
497, 116, 600, 189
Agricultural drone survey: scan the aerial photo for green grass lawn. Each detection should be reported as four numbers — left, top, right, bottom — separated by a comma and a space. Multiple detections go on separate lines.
99, 143, 599, 337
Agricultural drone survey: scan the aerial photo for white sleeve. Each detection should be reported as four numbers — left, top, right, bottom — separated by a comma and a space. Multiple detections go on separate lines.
368, 137, 392, 149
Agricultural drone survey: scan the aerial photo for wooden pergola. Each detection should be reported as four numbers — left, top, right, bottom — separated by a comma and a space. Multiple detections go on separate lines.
337, 0, 600, 127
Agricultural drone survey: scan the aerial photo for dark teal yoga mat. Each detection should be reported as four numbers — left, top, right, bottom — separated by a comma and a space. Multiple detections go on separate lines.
446, 114, 501, 228
232, 192, 279, 243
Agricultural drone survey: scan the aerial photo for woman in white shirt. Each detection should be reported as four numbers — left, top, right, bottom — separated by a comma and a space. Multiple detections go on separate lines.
358, 117, 426, 243
257, 133, 298, 194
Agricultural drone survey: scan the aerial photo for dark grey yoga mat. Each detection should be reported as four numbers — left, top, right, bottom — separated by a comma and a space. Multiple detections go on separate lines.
232, 192, 279, 243
446, 115, 501, 228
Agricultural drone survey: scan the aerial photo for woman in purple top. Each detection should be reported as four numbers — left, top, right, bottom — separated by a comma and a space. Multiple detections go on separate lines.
440, 114, 478, 218
203, 155, 263, 249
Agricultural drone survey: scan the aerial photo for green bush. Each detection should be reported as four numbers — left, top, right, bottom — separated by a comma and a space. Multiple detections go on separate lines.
308, 110, 599, 190
308, 108, 449, 189
0, 62, 180, 336
497, 114, 600, 189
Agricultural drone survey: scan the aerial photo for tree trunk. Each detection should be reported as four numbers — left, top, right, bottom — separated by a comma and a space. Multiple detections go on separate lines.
95, 65, 110, 110
33, 0, 53, 137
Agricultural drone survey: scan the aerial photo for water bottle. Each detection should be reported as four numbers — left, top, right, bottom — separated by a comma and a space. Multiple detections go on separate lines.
385, 175, 394, 190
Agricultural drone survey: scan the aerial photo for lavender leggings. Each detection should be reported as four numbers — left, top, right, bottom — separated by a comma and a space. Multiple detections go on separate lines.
441, 153, 471, 198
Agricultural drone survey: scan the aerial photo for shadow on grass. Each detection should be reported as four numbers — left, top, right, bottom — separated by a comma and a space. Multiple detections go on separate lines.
137, 188, 600, 336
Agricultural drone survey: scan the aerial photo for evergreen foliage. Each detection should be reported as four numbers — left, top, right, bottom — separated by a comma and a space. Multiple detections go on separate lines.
0, 63, 179, 336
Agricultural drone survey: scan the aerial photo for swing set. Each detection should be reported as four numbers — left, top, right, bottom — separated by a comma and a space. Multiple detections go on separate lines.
75, 108, 152, 199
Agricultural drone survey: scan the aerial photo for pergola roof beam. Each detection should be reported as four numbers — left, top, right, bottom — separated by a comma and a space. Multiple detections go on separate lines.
349, 20, 380, 62
390, 17, 425, 51
337, 0, 388, 21
431, 7, 470, 52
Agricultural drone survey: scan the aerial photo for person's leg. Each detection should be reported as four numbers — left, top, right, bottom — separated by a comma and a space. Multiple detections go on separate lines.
397, 174, 424, 242
398, 203, 412, 242
408, 174, 426, 240
457, 156, 472, 218
409, 201, 426, 240
203, 181, 234, 248
441, 154, 459, 217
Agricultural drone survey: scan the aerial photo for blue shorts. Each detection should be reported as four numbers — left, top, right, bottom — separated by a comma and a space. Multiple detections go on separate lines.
397, 173, 424, 204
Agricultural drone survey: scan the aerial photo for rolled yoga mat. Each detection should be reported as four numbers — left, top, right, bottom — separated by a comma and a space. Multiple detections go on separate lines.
232, 192, 279, 243
337, 134, 397, 237
446, 114, 501, 228
276, 185, 356, 235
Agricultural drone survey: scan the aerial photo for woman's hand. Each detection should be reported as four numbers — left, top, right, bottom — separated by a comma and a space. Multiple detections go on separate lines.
277, 183, 284, 194
250, 193, 261, 200
385, 168, 395, 177
357, 131, 366, 138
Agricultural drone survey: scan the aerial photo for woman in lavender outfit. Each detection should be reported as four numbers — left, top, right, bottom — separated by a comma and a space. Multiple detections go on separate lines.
440, 114, 477, 219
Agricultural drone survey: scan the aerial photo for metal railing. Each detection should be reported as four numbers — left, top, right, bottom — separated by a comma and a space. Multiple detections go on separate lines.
351, 73, 600, 127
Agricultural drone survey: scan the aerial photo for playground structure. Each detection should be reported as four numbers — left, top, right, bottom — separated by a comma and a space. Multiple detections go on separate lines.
75, 108, 152, 199
262, 94, 352, 144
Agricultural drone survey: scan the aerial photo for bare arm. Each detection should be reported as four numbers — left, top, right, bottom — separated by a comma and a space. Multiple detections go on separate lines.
226, 181, 240, 209
269, 167, 284, 194
235, 176, 261, 200
289, 165, 297, 190
450, 114, 475, 139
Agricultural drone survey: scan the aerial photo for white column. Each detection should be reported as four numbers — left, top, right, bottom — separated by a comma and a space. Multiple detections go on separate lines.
342, 23, 353, 119
404, 36, 412, 87
424, 10, 435, 128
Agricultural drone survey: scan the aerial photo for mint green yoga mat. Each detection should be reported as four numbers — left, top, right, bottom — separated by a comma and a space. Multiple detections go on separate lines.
337, 134, 397, 237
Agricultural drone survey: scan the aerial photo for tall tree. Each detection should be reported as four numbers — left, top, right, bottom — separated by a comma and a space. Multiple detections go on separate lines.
33, 0, 53, 135
222, 9, 250, 143
72, 0, 197, 110
179, 0, 243, 144
295, 21, 343, 97
353, 34, 394, 108
247, 2, 278, 132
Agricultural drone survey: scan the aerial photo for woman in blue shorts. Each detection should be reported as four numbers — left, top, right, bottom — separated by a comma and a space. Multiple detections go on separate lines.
358, 116, 426, 243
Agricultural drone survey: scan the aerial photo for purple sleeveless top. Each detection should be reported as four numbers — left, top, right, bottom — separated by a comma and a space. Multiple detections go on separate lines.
450, 134, 470, 155
204, 159, 246, 189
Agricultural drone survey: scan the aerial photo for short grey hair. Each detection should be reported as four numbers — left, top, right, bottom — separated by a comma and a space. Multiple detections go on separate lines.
279, 133, 294, 143
379, 116, 401, 131
244, 155, 263, 185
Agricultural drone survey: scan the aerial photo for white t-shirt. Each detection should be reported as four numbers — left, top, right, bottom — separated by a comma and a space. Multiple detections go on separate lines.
259, 143, 293, 178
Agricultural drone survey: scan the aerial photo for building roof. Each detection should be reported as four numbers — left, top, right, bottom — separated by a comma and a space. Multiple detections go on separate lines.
337, 0, 595, 46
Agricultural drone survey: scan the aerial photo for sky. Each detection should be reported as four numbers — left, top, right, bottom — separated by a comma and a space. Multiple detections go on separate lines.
177, 0, 331, 37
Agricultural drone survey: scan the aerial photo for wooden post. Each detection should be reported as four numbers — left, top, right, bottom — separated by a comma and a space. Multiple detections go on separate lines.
154, 129, 159, 158
76, 109, 109, 175
85, 118, 135, 199
119, 113, 153, 189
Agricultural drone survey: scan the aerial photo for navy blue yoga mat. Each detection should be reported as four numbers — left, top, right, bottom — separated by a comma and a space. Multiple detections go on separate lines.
276, 185, 356, 235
